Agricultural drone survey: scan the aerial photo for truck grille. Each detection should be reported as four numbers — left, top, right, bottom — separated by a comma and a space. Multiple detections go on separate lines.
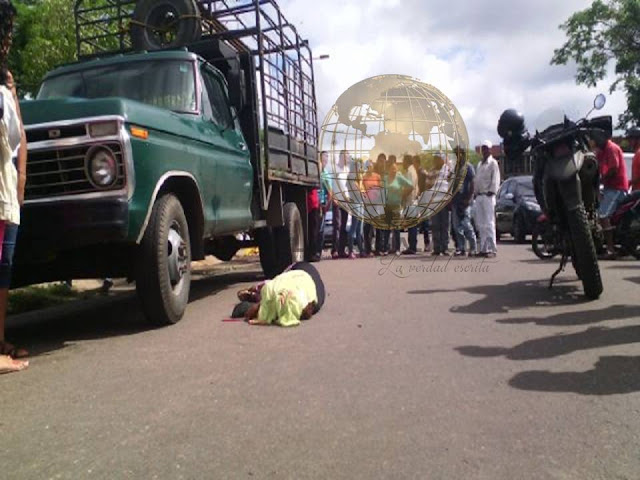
26, 142, 126, 200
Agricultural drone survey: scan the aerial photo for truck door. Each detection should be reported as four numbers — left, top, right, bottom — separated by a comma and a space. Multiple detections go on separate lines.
200, 66, 253, 234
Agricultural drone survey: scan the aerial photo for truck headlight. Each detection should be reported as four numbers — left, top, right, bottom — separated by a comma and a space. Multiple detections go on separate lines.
86, 146, 117, 188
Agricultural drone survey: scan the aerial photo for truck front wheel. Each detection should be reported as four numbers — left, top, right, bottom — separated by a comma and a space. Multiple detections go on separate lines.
136, 194, 192, 325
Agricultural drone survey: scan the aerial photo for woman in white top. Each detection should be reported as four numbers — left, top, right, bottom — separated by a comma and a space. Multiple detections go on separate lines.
0, 0, 29, 372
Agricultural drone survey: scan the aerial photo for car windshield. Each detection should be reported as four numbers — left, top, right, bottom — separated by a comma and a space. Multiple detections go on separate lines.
37, 60, 197, 113
515, 180, 535, 197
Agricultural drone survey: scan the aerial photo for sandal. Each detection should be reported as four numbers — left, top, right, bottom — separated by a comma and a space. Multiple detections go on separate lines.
0, 341, 29, 359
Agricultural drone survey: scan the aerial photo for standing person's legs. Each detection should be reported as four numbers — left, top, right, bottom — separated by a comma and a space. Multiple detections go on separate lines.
422, 220, 431, 251
407, 226, 418, 252
339, 210, 349, 257
432, 212, 442, 253
486, 196, 497, 254
308, 208, 320, 260
331, 204, 341, 257
474, 197, 487, 254
363, 222, 373, 255
0, 224, 27, 358
452, 206, 465, 253
461, 207, 478, 254
391, 229, 400, 253
382, 229, 390, 253
440, 210, 451, 253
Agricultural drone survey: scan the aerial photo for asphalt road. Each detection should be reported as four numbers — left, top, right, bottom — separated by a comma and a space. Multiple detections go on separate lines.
2, 241, 639, 480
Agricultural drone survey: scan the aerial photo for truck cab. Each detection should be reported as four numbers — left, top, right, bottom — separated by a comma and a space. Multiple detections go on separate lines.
15, 0, 320, 325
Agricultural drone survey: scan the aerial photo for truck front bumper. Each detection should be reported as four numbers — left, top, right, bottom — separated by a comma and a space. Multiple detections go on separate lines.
19, 196, 129, 250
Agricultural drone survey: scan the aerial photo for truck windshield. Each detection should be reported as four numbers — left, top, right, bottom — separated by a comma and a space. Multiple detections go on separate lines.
37, 60, 197, 113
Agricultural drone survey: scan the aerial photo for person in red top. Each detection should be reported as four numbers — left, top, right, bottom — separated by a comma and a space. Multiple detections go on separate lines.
306, 186, 321, 262
629, 128, 640, 192
592, 131, 629, 259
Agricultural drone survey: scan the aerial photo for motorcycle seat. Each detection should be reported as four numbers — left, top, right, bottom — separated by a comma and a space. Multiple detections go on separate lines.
620, 190, 640, 206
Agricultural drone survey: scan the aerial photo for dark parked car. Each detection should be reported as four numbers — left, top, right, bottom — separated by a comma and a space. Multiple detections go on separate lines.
495, 176, 541, 243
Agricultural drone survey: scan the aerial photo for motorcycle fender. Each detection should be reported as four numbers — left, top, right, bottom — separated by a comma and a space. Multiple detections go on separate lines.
557, 176, 583, 212
546, 154, 582, 182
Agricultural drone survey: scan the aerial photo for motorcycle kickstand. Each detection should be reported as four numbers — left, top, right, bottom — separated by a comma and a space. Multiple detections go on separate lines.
549, 253, 569, 290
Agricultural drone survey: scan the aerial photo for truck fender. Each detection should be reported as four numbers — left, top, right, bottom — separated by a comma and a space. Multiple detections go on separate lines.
136, 171, 206, 260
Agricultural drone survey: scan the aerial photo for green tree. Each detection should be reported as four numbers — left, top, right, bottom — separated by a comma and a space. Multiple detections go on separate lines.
552, 0, 640, 128
9, 0, 76, 97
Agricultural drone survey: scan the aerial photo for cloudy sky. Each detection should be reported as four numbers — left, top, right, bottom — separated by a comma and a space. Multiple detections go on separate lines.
280, 0, 626, 147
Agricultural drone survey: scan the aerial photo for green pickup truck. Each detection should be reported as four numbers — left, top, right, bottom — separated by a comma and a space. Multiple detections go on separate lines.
15, 0, 321, 325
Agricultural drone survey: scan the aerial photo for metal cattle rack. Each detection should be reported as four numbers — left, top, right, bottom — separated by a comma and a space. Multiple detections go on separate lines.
74, 0, 320, 207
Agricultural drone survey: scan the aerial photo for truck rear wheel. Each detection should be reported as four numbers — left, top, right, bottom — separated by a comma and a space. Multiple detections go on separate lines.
130, 0, 201, 51
136, 194, 192, 325
256, 202, 305, 278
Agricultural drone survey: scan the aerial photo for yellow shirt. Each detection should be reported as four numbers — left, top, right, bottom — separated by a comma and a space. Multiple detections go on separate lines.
256, 270, 318, 327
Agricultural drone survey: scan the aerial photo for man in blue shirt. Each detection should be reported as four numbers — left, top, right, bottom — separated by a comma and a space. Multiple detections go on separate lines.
452, 158, 478, 257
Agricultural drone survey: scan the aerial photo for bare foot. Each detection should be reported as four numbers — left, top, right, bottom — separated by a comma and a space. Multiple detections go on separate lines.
0, 355, 29, 374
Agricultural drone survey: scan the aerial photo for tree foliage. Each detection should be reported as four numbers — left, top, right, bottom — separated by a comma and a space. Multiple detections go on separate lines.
9, 0, 76, 97
552, 0, 640, 129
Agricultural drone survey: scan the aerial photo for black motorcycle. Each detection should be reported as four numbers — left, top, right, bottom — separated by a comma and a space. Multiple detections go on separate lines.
499, 95, 608, 299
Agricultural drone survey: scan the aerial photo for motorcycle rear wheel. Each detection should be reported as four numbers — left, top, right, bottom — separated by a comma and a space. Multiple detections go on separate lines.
567, 205, 603, 299
531, 224, 558, 259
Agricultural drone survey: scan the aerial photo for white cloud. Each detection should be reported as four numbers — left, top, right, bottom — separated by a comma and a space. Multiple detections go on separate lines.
281, 0, 627, 147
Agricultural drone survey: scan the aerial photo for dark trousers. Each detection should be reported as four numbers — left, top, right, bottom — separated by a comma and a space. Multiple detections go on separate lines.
308, 208, 321, 257
375, 228, 390, 253
391, 230, 401, 253
431, 209, 450, 254
332, 204, 349, 256
408, 220, 430, 251
363, 222, 374, 254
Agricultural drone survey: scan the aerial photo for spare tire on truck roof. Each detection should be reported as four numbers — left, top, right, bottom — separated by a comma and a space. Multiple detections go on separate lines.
130, 0, 202, 51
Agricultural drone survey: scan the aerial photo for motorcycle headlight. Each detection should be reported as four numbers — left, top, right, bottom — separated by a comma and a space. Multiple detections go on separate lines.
86, 146, 117, 188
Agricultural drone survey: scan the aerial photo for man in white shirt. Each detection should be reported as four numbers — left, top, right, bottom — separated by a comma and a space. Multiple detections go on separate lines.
473, 140, 501, 257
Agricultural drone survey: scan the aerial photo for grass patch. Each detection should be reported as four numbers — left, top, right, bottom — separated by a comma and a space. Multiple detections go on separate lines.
8, 283, 84, 315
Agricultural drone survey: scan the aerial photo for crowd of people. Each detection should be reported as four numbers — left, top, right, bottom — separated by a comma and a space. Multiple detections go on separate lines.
309, 141, 502, 262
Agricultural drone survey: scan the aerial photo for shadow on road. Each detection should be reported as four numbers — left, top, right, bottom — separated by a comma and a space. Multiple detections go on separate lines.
497, 304, 640, 327
509, 356, 640, 395
456, 325, 640, 361
407, 278, 586, 314
7, 268, 263, 358
625, 276, 640, 285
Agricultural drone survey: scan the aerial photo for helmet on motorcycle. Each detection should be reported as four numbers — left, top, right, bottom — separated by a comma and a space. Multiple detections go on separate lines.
498, 109, 526, 139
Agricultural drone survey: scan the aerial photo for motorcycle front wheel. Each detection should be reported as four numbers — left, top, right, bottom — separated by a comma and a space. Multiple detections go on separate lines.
567, 205, 603, 299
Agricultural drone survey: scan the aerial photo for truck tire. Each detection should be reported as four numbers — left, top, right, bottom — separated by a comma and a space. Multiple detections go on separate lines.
256, 227, 279, 279
275, 202, 305, 269
130, 0, 201, 51
136, 194, 192, 325
567, 205, 602, 299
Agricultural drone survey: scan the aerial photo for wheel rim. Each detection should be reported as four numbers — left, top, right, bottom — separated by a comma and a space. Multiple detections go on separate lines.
532, 231, 554, 258
146, 4, 180, 47
292, 219, 304, 262
167, 221, 189, 292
